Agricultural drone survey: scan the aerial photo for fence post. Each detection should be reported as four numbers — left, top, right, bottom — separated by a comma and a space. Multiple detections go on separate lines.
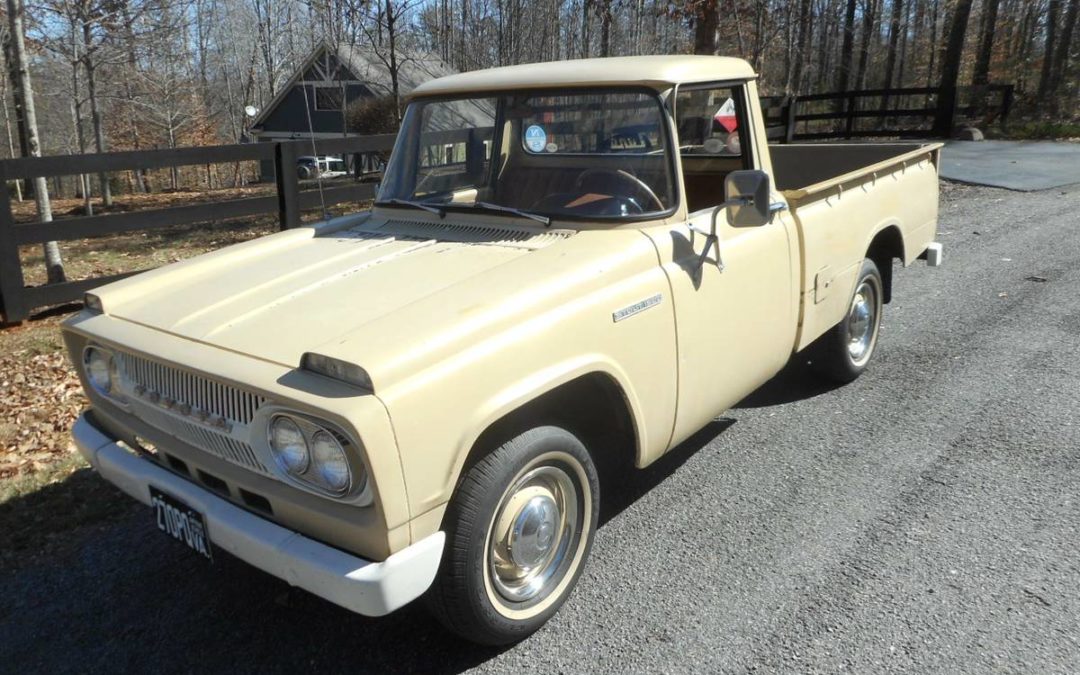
783, 96, 797, 144
0, 162, 28, 323
275, 141, 299, 230
844, 92, 857, 138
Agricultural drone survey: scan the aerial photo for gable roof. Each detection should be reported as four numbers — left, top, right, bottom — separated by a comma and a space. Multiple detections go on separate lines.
250, 43, 457, 130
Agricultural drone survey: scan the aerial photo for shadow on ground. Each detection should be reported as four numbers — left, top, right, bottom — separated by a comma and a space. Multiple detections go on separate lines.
1, 360, 835, 672
734, 356, 843, 409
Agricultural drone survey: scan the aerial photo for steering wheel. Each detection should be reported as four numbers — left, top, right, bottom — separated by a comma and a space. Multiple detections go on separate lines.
575, 169, 664, 212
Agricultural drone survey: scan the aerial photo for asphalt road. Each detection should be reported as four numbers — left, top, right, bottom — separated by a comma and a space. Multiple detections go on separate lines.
3, 182, 1080, 674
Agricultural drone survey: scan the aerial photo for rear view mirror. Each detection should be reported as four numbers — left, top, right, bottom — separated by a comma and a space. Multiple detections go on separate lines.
724, 170, 772, 227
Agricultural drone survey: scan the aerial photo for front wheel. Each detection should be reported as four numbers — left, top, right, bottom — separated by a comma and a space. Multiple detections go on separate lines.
811, 257, 884, 383
426, 426, 599, 645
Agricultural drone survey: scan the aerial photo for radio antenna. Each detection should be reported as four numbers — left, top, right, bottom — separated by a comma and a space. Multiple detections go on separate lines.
299, 76, 329, 221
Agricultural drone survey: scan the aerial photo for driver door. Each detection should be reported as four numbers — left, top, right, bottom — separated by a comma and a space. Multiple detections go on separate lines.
653, 82, 798, 446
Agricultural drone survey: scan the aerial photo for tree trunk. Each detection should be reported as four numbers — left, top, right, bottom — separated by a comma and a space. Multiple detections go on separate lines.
5, 0, 63, 283
386, 0, 401, 117
121, 2, 148, 193
880, 0, 905, 124
693, 0, 720, 55
835, 0, 858, 121
1038, 0, 1061, 98
972, 0, 1000, 86
82, 20, 112, 207
599, 0, 612, 57
1049, 0, 1079, 103
0, 54, 21, 202
837, 0, 858, 92
791, 0, 813, 94
855, 0, 879, 90
933, 0, 974, 137
926, 0, 940, 87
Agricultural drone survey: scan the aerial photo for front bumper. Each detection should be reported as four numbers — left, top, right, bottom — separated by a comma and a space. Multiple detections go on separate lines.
73, 412, 444, 617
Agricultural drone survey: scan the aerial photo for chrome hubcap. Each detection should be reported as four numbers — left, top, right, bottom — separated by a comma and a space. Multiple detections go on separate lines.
489, 465, 578, 603
847, 280, 878, 364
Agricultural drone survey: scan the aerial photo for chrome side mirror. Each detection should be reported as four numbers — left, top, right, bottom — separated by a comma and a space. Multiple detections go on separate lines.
723, 169, 772, 227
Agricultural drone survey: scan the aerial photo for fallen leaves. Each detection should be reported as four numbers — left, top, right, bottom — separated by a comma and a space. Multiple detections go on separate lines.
0, 348, 86, 482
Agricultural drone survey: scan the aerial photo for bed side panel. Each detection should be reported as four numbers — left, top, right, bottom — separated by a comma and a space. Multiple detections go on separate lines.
789, 152, 939, 352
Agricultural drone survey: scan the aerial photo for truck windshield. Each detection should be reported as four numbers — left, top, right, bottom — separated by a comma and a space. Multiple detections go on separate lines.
377, 89, 676, 220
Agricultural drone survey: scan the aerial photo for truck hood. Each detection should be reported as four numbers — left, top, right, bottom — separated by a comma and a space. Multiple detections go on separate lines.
93, 213, 612, 387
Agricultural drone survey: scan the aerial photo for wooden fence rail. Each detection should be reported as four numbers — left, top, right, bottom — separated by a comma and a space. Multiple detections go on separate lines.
0, 134, 396, 322
761, 83, 1013, 142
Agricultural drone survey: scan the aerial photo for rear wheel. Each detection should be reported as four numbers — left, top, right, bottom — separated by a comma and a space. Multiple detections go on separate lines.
426, 426, 599, 645
811, 257, 883, 383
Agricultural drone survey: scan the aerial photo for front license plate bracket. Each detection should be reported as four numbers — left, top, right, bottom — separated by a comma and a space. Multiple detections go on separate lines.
150, 486, 213, 561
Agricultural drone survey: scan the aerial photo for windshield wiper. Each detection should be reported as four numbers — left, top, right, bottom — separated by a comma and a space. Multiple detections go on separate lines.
376, 198, 445, 218
462, 201, 551, 227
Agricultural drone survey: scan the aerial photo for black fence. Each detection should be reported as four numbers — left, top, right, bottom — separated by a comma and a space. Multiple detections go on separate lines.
762, 83, 1014, 143
0, 134, 395, 322
0, 83, 1014, 322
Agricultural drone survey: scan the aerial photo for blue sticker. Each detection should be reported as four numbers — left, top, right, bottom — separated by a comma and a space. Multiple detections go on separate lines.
524, 125, 547, 153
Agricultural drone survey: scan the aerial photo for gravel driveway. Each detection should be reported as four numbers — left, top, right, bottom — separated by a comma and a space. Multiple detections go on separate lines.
3, 182, 1079, 673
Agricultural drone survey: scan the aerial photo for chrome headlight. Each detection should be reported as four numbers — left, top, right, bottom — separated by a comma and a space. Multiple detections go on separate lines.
82, 346, 116, 395
311, 431, 350, 493
264, 412, 361, 497
268, 415, 310, 474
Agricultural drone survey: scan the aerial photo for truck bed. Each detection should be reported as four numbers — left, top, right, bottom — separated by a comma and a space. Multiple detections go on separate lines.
769, 142, 943, 353
771, 143, 942, 203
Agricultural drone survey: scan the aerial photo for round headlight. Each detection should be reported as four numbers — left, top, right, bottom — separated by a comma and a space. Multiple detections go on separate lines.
311, 430, 351, 493
83, 347, 112, 394
269, 416, 309, 474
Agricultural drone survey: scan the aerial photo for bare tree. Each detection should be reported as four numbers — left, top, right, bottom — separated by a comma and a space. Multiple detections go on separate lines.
4, 0, 64, 283
1038, 0, 1062, 99
932, 0, 974, 136
971, 0, 1000, 87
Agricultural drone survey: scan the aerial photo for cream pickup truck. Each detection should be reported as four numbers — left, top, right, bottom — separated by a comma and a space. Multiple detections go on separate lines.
65, 55, 942, 644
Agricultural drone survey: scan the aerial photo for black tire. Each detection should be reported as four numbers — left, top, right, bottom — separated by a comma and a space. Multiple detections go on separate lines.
426, 426, 600, 645
810, 257, 884, 383
297, 164, 314, 180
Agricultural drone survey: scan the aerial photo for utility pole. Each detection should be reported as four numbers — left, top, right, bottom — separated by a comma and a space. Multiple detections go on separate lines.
5, 0, 63, 283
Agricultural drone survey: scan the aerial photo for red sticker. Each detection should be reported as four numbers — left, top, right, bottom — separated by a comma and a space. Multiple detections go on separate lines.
714, 97, 738, 133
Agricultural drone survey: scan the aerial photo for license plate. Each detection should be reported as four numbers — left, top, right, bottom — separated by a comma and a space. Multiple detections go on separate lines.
150, 486, 213, 561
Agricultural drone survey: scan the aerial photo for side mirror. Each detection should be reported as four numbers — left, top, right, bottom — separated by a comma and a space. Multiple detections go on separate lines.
723, 169, 772, 227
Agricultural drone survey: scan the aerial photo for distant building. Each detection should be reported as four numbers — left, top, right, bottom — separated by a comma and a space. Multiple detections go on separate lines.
249, 43, 457, 180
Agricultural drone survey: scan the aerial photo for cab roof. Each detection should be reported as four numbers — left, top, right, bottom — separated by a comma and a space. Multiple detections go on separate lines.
409, 55, 757, 99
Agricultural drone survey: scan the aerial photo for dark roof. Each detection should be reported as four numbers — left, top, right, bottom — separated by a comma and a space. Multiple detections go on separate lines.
250, 43, 460, 130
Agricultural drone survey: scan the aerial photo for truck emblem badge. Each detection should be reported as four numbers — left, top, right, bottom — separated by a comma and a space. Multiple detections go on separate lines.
612, 294, 662, 322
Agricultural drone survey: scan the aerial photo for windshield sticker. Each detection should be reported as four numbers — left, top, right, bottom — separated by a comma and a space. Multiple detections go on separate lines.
525, 125, 547, 152
545, 142, 558, 153
714, 97, 738, 133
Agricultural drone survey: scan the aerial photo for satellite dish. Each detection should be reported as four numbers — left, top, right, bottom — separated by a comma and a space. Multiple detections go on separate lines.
244, 105, 259, 118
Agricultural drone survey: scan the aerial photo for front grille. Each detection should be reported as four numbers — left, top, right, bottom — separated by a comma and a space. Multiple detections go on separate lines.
136, 405, 269, 474
118, 352, 265, 425
114, 351, 271, 476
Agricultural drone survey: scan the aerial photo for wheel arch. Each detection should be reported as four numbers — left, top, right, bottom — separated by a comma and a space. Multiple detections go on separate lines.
865, 224, 905, 304
448, 361, 644, 515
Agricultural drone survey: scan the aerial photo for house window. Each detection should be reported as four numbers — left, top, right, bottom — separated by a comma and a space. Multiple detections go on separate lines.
314, 86, 343, 111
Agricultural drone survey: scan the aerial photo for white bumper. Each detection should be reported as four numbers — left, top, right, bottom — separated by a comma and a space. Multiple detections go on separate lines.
72, 413, 444, 617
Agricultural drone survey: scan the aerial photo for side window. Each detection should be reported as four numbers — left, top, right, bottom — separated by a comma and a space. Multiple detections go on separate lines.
674, 85, 750, 165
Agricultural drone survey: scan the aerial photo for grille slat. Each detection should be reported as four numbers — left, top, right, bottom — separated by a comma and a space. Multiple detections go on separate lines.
117, 352, 265, 426
115, 352, 270, 475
